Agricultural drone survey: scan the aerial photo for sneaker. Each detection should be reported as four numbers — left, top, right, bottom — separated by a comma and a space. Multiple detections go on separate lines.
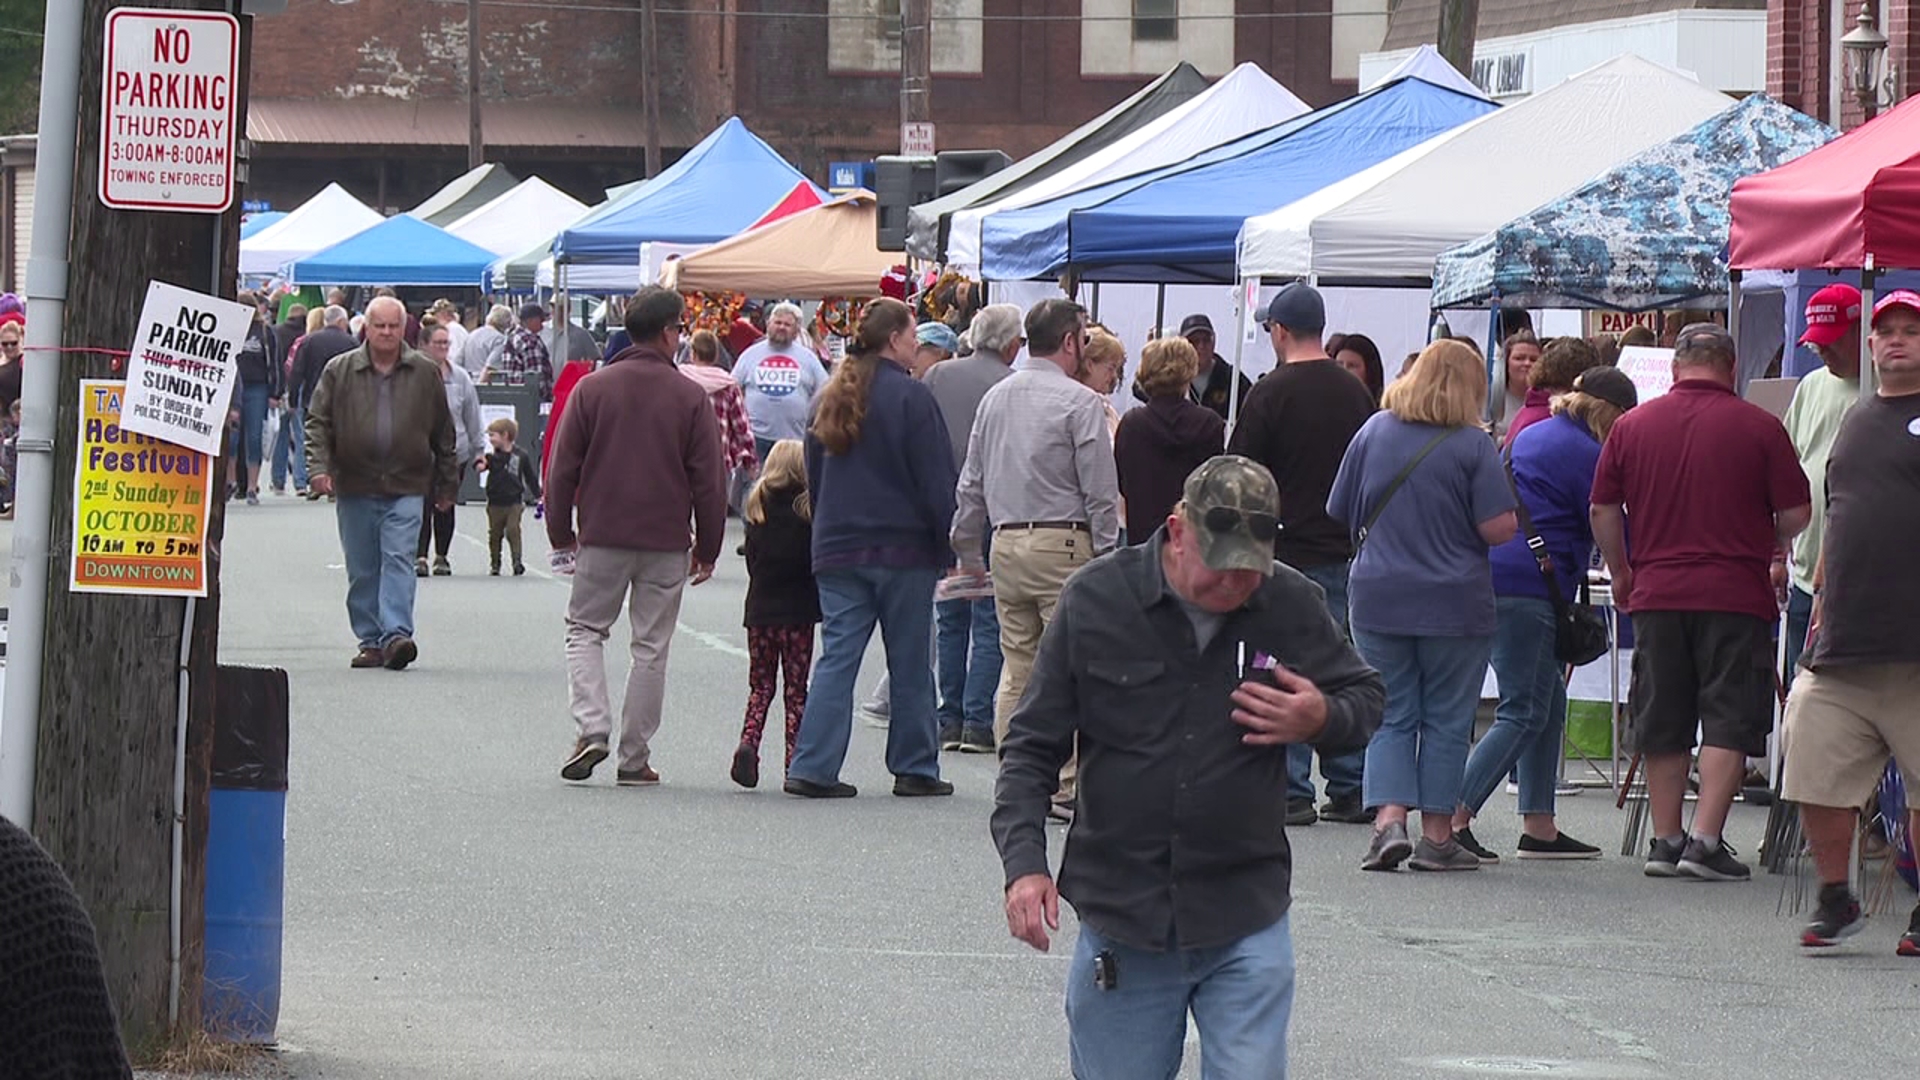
784, 777, 858, 799
513, 563, 526, 577
1048, 798, 1076, 824
271, 486, 287, 496
894, 774, 955, 797
432, 557, 451, 576
294, 487, 308, 497
939, 722, 964, 752
1319, 791, 1371, 824
1801, 883, 1865, 948
859, 702, 890, 729
730, 744, 760, 790
1643, 836, 1687, 878
1516, 832, 1602, 860
1677, 837, 1750, 882
349, 647, 384, 669
1453, 827, 1500, 863
1286, 797, 1319, 827
617, 766, 661, 787
959, 726, 996, 754
1361, 820, 1413, 872
490, 563, 501, 577
1409, 837, 1482, 872
381, 636, 418, 671
560, 739, 609, 782
245, 490, 260, 506
415, 557, 430, 577
1899, 904, 1920, 958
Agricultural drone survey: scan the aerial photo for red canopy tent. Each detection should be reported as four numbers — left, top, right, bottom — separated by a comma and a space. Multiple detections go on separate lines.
1729, 92, 1920, 271
747, 181, 827, 231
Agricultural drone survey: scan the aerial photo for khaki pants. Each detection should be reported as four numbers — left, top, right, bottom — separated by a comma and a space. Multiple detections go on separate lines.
991, 526, 1091, 799
566, 547, 689, 772
486, 503, 524, 568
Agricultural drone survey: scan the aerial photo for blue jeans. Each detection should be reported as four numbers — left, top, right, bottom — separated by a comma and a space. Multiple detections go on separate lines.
1066, 915, 1294, 1080
936, 597, 1002, 733
1288, 562, 1362, 802
335, 494, 425, 650
1785, 584, 1813, 689
239, 382, 270, 470
271, 404, 308, 491
1460, 597, 1566, 817
1355, 628, 1494, 814
789, 565, 943, 784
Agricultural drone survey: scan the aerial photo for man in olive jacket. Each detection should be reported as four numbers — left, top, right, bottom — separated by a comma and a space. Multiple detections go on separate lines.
305, 296, 459, 671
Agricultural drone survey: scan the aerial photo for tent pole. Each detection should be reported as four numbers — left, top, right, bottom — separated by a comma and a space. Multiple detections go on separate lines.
1728, 269, 1746, 389
1154, 283, 1166, 334
1225, 276, 1251, 441
1860, 260, 1878, 401
1486, 292, 1504, 427
1090, 281, 1101, 324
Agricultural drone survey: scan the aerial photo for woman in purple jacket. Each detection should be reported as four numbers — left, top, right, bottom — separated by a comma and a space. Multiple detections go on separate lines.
1452, 367, 1639, 861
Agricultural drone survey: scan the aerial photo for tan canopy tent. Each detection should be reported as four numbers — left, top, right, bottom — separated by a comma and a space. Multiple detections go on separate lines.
662, 191, 890, 298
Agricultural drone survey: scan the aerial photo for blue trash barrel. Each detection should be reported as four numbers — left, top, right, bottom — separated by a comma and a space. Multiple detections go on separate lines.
203, 665, 289, 1044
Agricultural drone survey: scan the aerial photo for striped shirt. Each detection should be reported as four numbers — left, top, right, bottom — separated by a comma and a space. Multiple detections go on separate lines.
952, 354, 1122, 566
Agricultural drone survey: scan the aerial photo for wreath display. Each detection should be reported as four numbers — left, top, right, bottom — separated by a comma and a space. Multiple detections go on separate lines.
681, 291, 746, 334
815, 297, 859, 341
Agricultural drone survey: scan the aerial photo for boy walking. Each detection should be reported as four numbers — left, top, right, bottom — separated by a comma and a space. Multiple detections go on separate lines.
480, 417, 540, 576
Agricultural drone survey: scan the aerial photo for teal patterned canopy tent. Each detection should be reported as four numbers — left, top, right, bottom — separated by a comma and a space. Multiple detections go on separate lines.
1431, 94, 1835, 312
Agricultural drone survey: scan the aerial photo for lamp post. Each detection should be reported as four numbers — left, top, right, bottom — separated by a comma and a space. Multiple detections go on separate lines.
1841, 1, 1896, 120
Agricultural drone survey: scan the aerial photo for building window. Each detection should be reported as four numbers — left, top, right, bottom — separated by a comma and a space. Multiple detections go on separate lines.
878, 0, 902, 40
1133, 0, 1177, 41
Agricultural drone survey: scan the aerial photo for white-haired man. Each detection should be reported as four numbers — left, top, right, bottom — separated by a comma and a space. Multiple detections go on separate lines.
462, 304, 513, 380
734, 301, 829, 463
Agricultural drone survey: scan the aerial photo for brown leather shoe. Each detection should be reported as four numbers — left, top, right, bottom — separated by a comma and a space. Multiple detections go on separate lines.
350, 648, 384, 669
382, 636, 418, 671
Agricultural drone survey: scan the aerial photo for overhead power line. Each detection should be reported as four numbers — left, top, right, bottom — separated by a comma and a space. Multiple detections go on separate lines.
426, 1, 1390, 20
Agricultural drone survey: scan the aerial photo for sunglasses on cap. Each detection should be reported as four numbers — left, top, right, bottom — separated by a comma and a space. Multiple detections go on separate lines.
1202, 506, 1280, 543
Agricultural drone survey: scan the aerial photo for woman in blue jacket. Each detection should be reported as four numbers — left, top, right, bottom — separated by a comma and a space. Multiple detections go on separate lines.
1453, 367, 1639, 861
784, 298, 959, 799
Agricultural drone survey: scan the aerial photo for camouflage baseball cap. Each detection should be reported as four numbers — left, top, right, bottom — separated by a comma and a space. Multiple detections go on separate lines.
1181, 456, 1282, 576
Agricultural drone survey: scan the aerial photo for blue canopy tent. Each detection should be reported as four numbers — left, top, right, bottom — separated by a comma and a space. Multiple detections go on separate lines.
239, 211, 286, 240
552, 117, 823, 270
1430, 93, 1835, 312
978, 76, 1498, 283
288, 214, 501, 287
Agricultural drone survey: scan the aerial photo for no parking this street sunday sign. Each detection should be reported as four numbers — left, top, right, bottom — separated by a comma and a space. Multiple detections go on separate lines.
99, 6, 239, 214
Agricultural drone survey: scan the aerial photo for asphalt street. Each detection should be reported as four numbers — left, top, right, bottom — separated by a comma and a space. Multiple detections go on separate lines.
189, 495, 1920, 1079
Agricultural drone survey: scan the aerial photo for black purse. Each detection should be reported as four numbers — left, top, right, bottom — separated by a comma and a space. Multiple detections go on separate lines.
1504, 451, 1610, 667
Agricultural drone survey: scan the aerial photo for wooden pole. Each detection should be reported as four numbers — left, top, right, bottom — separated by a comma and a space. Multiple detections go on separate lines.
900, 0, 933, 135
467, 0, 483, 170
642, 0, 662, 175
33, 0, 237, 1051
1437, 0, 1481, 82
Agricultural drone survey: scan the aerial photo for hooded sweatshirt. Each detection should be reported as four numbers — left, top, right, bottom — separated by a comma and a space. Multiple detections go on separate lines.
681, 361, 757, 472
1113, 395, 1226, 542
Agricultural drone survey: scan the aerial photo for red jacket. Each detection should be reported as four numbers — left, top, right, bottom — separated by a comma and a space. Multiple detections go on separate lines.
541, 359, 593, 480
544, 345, 726, 562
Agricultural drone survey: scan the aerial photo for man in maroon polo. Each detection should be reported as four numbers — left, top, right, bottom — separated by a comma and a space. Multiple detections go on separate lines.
1590, 323, 1811, 883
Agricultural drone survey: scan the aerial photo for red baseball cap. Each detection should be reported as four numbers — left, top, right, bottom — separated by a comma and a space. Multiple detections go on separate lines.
1801, 283, 1862, 346
1871, 289, 1920, 325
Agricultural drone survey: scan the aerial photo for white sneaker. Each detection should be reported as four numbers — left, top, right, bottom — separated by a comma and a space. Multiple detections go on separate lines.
858, 703, 890, 729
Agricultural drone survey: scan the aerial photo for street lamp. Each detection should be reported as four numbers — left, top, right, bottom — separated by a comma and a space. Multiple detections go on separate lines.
1842, 2, 1898, 117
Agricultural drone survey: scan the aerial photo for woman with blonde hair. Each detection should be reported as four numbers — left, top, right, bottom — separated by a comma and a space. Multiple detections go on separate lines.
785, 298, 960, 799
1113, 335, 1224, 542
1451, 366, 1639, 861
1329, 339, 1519, 872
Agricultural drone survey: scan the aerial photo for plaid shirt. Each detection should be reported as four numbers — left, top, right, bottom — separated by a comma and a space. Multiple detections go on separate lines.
712, 383, 757, 473
499, 326, 552, 386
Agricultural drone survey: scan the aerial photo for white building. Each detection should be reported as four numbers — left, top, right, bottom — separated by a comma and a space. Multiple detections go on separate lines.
1359, 0, 1767, 100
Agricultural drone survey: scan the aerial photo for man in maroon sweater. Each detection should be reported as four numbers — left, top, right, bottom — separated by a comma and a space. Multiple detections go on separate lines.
547, 287, 727, 787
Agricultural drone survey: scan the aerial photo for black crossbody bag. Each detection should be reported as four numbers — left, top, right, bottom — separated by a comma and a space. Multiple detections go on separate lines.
1354, 430, 1453, 554
1503, 448, 1610, 667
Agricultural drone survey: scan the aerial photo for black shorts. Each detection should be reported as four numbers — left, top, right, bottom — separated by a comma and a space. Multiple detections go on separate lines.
1626, 611, 1775, 758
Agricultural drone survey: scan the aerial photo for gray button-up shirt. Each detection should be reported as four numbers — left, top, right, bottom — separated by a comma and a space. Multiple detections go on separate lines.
951, 354, 1122, 566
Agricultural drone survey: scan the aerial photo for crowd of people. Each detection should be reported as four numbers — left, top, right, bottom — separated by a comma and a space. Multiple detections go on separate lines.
221, 271, 1916, 1075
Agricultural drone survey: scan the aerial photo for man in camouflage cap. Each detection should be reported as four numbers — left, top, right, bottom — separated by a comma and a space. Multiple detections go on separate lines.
991, 455, 1384, 1077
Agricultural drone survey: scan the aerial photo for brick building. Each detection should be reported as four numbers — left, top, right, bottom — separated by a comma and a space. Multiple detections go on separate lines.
1769, 0, 1917, 128
244, 0, 1372, 214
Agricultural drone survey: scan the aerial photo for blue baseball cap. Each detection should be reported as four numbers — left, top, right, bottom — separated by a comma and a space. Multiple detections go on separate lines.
916, 321, 959, 353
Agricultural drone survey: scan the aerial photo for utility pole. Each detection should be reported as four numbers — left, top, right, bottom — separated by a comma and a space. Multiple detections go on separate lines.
900, 0, 933, 135
14, 0, 239, 1050
1437, 0, 1481, 83
641, 0, 662, 175
467, 0, 483, 169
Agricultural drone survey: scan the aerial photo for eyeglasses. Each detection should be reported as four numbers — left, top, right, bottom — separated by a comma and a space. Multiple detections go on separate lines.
1203, 506, 1280, 543
0, 339, 19, 351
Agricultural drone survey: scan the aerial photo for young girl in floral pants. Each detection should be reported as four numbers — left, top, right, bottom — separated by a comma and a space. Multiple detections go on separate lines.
733, 440, 820, 789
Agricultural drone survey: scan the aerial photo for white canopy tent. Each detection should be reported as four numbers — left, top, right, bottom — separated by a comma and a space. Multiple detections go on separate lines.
948, 63, 1310, 273
239, 182, 384, 277
1363, 44, 1488, 99
1236, 54, 1732, 283
446, 177, 589, 258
